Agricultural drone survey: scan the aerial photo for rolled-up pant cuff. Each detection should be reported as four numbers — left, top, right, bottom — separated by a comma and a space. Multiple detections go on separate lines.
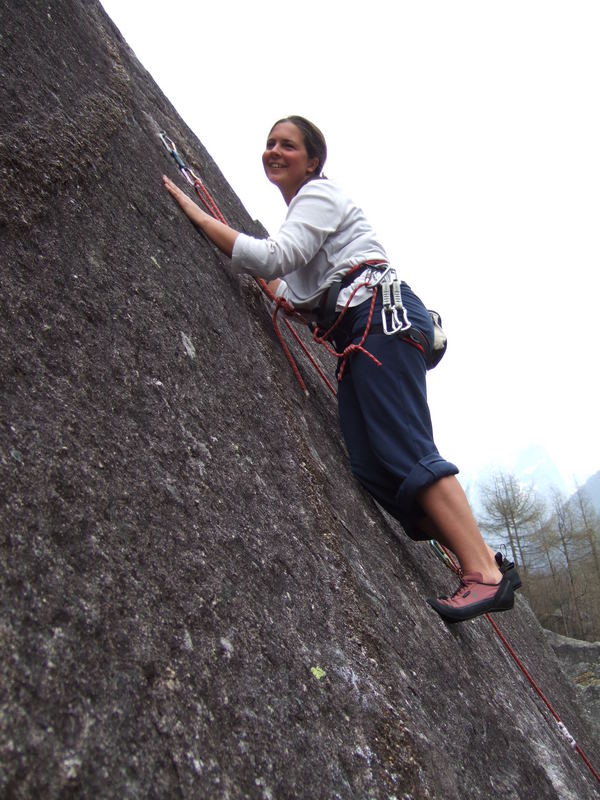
395, 453, 459, 533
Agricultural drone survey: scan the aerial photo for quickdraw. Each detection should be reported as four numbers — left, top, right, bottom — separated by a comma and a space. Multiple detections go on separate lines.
160, 132, 226, 223
380, 274, 411, 335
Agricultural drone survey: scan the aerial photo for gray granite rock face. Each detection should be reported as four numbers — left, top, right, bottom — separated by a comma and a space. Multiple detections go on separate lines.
1, 2, 598, 798
546, 631, 600, 743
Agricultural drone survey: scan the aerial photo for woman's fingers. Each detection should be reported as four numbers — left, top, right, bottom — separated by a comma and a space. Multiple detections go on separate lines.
162, 175, 179, 194
162, 175, 188, 206
162, 175, 181, 193
162, 175, 206, 227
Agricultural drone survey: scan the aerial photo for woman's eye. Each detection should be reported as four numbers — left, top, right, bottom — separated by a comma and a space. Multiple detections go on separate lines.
265, 139, 297, 150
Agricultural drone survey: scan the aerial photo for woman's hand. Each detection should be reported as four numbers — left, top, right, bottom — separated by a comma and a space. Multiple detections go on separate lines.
162, 174, 240, 257
162, 175, 203, 220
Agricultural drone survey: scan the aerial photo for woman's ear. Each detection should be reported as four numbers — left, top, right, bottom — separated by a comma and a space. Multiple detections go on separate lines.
306, 157, 319, 176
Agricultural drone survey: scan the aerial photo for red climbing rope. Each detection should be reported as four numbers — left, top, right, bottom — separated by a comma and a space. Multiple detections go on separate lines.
310, 274, 382, 381
431, 542, 600, 784
486, 614, 600, 782
262, 287, 337, 398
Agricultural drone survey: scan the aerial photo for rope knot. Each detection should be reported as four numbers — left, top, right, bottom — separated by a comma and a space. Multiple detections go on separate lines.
337, 342, 382, 381
273, 295, 296, 316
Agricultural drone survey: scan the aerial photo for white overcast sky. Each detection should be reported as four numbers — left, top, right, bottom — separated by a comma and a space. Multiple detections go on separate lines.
100, 0, 599, 495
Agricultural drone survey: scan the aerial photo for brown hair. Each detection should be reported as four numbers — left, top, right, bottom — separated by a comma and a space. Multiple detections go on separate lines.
269, 115, 327, 179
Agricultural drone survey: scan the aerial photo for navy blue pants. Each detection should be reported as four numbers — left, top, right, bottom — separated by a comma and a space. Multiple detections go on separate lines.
335, 283, 458, 541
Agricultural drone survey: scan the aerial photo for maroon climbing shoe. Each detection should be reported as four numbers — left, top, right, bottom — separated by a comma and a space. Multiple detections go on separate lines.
495, 552, 522, 590
427, 572, 515, 623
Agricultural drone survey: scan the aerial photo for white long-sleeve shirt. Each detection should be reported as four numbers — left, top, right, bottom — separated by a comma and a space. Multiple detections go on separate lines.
231, 179, 390, 310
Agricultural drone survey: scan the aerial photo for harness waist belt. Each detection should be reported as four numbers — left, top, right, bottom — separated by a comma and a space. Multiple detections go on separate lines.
318, 261, 389, 328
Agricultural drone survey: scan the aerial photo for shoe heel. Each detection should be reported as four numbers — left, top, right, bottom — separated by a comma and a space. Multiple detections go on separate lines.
509, 569, 522, 591
496, 553, 522, 591
504, 564, 522, 591
494, 578, 515, 612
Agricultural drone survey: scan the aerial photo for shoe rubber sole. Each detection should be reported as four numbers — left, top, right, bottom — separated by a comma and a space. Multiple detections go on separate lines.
427, 574, 515, 623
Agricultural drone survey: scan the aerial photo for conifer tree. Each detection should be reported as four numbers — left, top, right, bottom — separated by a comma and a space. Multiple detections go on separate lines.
477, 471, 543, 576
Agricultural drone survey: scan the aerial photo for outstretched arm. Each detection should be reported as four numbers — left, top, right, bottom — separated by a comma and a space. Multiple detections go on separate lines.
163, 176, 283, 296
162, 175, 239, 258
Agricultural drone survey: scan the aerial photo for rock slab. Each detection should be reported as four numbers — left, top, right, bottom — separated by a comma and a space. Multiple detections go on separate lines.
1, 2, 599, 798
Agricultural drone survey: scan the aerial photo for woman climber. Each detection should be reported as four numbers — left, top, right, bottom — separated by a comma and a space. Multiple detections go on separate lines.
162, 115, 520, 623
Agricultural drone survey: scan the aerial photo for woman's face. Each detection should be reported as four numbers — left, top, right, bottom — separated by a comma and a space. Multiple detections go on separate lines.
262, 121, 319, 203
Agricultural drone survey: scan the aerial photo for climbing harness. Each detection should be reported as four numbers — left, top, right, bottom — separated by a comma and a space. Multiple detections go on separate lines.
429, 541, 600, 785
310, 265, 387, 381
316, 261, 388, 331
316, 264, 447, 371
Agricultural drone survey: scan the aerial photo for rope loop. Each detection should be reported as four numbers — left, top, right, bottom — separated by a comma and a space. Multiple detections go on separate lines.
312, 284, 382, 381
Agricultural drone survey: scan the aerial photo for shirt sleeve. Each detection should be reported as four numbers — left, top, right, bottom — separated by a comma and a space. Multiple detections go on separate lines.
231, 181, 345, 281
274, 280, 289, 301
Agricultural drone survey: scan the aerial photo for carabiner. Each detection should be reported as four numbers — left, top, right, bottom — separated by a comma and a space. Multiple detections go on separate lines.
367, 264, 392, 288
381, 278, 411, 335
159, 131, 174, 152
